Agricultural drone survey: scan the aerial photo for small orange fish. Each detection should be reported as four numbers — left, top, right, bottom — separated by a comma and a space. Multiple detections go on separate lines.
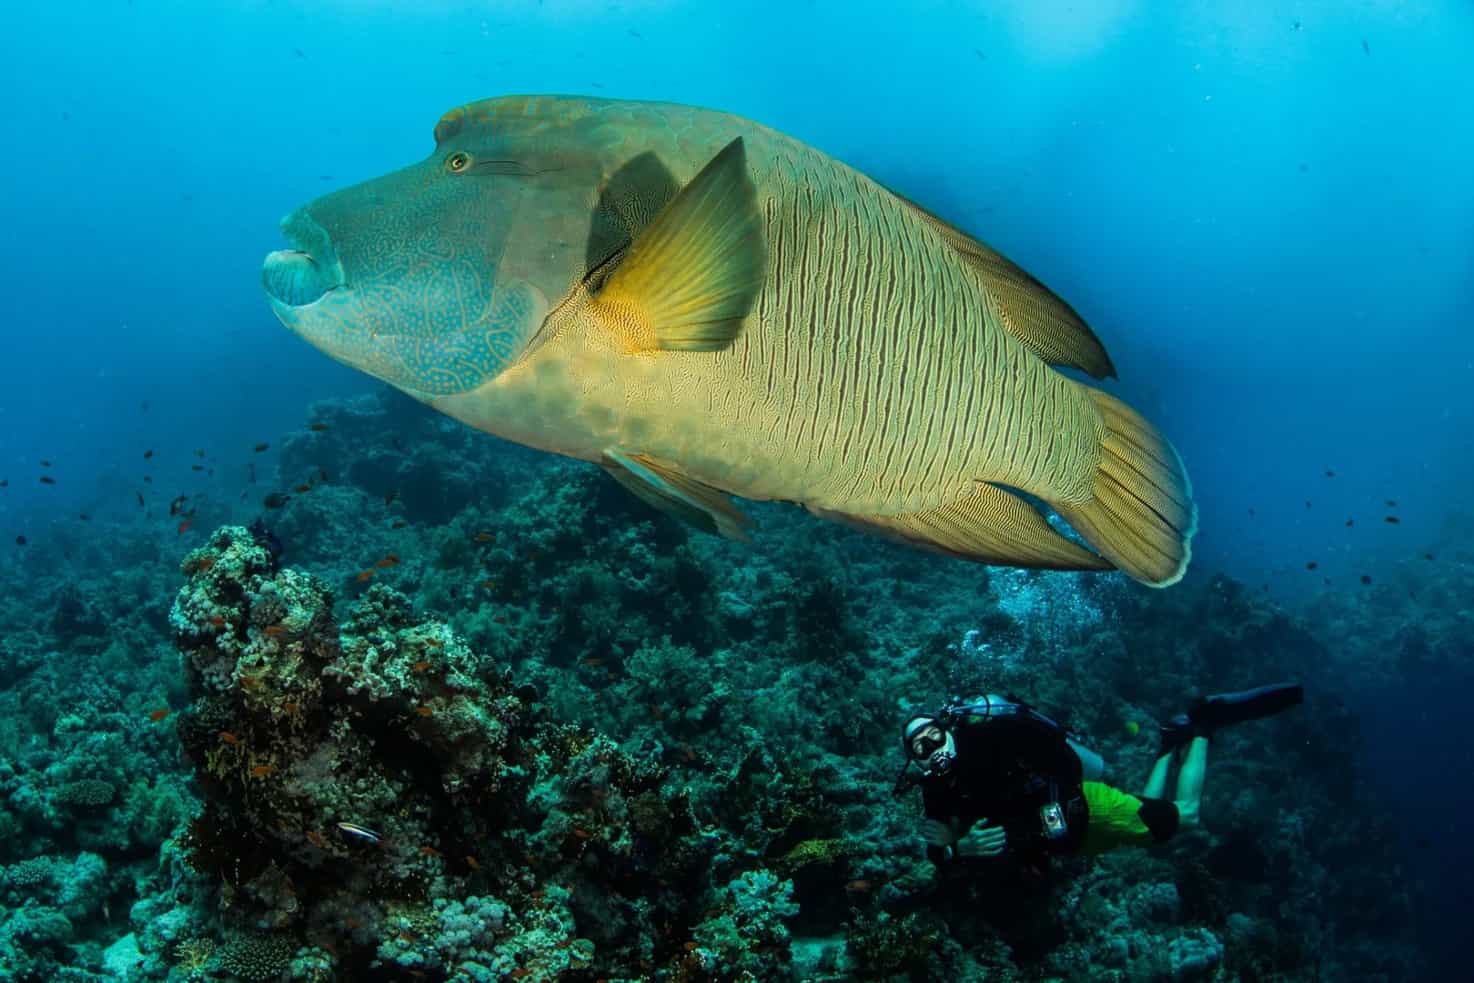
197, 556, 215, 571
411, 660, 433, 673
419, 845, 442, 857
509, 970, 530, 980
683, 941, 698, 952
239, 675, 262, 691
845, 879, 874, 894
473, 530, 496, 542
374, 553, 399, 568
572, 828, 593, 841
414, 705, 434, 717
478, 579, 497, 591
425, 638, 444, 649
396, 930, 415, 943
148, 708, 170, 722
293, 483, 312, 493
177, 518, 192, 534
264, 625, 286, 638
305, 829, 329, 849
464, 854, 480, 871
580, 657, 605, 668
390, 520, 407, 529
249, 764, 275, 779
208, 614, 226, 628
356, 569, 375, 582
220, 730, 240, 745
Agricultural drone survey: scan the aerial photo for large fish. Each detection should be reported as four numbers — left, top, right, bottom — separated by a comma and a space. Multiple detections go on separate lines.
263, 96, 1195, 586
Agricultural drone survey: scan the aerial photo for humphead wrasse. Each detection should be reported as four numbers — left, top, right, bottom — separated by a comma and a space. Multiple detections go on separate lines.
263, 96, 1196, 586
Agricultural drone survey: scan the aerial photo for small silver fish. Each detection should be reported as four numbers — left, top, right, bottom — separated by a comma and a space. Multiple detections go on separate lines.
335, 821, 381, 845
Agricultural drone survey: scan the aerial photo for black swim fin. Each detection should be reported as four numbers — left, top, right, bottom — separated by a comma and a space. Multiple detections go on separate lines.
1160, 682, 1304, 753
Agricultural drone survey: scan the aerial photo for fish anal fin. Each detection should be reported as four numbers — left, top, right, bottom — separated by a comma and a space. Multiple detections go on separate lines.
594, 137, 767, 353
810, 482, 1111, 571
889, 189, 1116, 380
602, 449, 754, 541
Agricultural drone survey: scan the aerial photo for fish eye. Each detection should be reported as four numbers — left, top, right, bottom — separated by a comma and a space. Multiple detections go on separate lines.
446, 152, 471, 174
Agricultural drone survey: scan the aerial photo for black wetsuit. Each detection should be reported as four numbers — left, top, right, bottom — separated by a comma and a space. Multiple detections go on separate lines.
920, 706, 1088, 866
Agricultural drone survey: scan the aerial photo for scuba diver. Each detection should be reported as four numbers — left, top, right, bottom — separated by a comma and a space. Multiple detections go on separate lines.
899, 684, 1303, 866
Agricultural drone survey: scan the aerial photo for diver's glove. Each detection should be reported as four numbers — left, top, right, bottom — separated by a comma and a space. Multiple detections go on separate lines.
954, 822, 1008, 858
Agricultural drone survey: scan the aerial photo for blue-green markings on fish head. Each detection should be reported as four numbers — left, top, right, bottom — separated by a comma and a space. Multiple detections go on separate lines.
262, 102, 618, 398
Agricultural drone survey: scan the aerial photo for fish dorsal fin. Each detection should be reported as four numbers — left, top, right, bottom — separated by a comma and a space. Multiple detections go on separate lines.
602, 449, 754, 541
593, 137, 767, 353
890, 190, 1117, 380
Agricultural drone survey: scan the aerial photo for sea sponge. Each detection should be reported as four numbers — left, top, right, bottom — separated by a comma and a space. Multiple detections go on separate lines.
776, 837, 846, 873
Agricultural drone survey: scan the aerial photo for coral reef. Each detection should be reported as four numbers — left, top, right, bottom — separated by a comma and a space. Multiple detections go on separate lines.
0, 391, 1435, 981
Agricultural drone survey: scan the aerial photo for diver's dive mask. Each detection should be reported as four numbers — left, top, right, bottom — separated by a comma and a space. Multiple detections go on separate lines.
903, 717, 957, 778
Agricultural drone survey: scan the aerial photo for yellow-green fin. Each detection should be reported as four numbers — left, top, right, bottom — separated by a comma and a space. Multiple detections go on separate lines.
594, 137, 767, 353
890, 190, 1116, 380
809, 482, 1111, 571
602, 449, 754, 541
584, 151, 681, 272
1053, 388, 1196, 587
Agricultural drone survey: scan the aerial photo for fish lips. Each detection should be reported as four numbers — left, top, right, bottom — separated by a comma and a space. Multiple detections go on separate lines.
262, 209, 347, 311
263, 249, 342, 309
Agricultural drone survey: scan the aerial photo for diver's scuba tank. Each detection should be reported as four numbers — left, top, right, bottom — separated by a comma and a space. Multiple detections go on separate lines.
941, 694, 1105, 780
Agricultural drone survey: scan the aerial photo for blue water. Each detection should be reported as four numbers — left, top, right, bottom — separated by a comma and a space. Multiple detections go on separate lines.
4, 2, 1471, 588
2, 3, 1470, 979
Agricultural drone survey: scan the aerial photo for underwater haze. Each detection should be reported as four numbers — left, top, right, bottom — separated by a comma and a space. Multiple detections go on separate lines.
1, 2, 1471, 981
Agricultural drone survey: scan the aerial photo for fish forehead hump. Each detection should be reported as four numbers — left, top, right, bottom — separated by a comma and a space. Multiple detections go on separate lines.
445, 95, 786, 180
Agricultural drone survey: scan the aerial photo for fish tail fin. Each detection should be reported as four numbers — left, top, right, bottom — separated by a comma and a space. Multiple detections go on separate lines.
1054, 388, 1196, 587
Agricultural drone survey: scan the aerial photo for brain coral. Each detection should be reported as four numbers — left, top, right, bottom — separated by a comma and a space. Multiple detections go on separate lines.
216, 934, 294, 981
53, 778, 116, 809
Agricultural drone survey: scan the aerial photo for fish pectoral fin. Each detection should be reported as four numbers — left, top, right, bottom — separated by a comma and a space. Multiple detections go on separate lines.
602, 449, 755, 541
889, 189, 1116, 380
592, 137, 767, 353
809, 482, 1111, 571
